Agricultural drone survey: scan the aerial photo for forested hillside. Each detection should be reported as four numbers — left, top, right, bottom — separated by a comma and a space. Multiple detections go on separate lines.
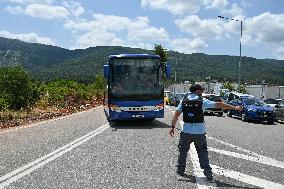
1, 37, 283, 85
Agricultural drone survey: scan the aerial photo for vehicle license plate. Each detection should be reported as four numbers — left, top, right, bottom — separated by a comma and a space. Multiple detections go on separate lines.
132, 115, 144, 118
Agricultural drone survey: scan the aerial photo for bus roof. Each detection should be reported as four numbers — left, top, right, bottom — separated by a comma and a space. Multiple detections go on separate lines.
109, 54, 160, 59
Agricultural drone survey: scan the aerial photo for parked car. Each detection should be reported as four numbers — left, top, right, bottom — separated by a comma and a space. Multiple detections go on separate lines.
275, 100, 284, 123
222, 92, 253, 103
228, 97, 276, 124
164, 90, 170, 105
222, 92, 254, 113
169, 93, 186, 107
264, 98, 282, 108
202, 94, 223, 116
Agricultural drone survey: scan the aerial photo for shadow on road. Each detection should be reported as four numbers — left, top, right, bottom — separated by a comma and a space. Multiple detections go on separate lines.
109, 119, 170, 131
178, 174, 261, 188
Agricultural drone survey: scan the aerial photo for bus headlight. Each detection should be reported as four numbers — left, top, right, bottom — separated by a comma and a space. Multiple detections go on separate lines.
155, 103, 164, 111
109, 104, 120, 112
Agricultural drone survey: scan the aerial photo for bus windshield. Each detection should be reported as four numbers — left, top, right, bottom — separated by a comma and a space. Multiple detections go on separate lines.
109, 57, 162, 98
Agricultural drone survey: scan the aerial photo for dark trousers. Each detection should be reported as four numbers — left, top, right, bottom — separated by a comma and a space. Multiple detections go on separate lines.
177, 132, 212, 178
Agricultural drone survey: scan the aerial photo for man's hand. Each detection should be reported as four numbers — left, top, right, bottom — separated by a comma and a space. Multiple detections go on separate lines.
169, 127, 175, 137
234, 106, 242, 111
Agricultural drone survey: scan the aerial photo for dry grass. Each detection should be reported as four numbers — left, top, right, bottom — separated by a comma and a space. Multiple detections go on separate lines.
0, 96, 103, 129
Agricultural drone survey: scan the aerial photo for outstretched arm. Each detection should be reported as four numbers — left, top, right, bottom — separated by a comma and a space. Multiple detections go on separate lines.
215, 102, 242, 111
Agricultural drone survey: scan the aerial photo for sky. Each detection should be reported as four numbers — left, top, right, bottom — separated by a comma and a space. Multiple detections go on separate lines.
0, 0, 284, 60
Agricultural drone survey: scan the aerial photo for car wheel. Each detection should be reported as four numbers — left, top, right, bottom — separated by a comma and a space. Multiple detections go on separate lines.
241, 113, 248, 122
267, 119, 274, 124
218, 112, 223, 116
227, 111, 232, 117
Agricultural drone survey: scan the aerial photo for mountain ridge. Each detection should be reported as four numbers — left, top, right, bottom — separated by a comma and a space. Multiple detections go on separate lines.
0, 37, 283, 85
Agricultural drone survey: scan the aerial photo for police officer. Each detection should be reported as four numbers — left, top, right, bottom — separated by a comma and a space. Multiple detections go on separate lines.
169, 84, 242, 181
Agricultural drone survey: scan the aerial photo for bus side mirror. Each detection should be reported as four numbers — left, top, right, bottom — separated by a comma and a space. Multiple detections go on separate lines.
165, 64, 171, 78
103, 65, 109, 79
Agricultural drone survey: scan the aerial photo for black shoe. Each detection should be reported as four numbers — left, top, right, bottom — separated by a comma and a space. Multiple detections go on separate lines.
206, 176, 214, 183
176, 170, 185, 176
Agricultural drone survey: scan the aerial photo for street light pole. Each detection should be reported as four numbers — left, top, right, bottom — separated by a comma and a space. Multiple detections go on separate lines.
239, 20, 242, 93
218, 16, 243, 92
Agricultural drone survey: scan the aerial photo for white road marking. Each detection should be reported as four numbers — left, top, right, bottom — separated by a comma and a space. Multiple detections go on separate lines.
207, 136, 284, 169
0, 123, 109, 188
212, 165, 284, 189
179, 121, 284, 188
209, 147, 284, 169
0, 106, 103, 134
189, 144, 218, 189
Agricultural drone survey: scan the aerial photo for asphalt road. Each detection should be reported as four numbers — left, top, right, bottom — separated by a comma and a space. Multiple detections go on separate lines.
0, 106, 283, 189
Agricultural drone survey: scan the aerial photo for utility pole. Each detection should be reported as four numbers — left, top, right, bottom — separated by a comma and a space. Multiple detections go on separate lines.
174, 57, 177, 94
175, 57, 177, 83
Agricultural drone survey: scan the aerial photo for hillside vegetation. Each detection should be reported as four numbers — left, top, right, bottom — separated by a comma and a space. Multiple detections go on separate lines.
0, 37, 284, 85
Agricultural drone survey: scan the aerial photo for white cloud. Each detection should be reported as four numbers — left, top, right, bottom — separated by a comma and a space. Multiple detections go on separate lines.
0, 30, 55, 45
141, 0, 204, 15
62, 1, 85, 17
171, 37, 208, 53
5, 5, 24, 14
25, 4, 70, 19
246, 12, 284, 44
275, 46, 284, 59
5, 4, 70, 19
74, 30, 124, 49
221, 3, 243, 17
128, 27, 169, 42
175, 15, 224, 39
204, 0, 228, 10
64, 14, 169, 48
1, 0, 53, 4
243, 12, 284, 59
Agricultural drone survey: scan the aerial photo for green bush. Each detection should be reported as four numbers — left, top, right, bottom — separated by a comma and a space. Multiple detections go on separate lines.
0, 67, 41, 111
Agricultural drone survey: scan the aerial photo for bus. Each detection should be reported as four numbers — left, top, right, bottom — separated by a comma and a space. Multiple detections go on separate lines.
103, 54, 170, 121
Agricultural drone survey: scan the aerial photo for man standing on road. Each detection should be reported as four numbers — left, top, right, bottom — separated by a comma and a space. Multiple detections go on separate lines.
169, 84, 242, 181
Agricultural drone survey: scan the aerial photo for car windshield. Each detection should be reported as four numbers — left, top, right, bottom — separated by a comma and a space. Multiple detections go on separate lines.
243, 98, 265, 106
243, 98, 256, 105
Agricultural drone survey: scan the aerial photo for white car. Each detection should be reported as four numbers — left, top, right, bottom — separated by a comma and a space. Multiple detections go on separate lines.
264, 98, 282, 108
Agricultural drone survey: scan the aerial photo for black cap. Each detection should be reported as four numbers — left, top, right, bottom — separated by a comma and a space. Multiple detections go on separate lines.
190, 84, 204, 92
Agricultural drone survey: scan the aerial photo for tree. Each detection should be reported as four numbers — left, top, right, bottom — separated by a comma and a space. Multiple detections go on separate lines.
239, 85, 247, 94
0, 66, 41, 110
222, 82, 235, 91
154, 44, 167, 67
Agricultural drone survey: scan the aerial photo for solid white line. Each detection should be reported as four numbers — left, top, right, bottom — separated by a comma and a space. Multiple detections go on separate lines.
0, 123, 109, 188
0, 106, 103, 134
211, 165, 284, 189
208, 147, 284, 169
189, 144, 217, 189
207, 136, 284, 169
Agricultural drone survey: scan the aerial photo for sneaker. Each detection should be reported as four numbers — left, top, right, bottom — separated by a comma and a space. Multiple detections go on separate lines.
176, 170, 185, 176
206, 176, 214, 183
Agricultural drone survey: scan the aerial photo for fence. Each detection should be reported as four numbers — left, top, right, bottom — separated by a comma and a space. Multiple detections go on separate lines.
168, 83, 284, 99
